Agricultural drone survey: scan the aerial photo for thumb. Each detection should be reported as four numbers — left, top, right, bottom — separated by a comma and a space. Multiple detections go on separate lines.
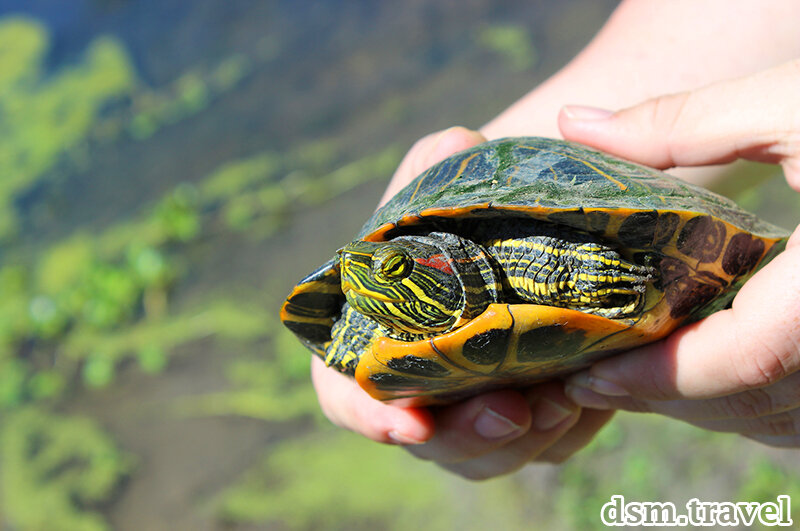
379, 127, 486, 206
565, 225, 800, 404
558, 59, 800, 190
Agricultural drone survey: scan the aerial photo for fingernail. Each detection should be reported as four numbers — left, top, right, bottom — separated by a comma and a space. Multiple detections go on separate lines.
431, 126, 464, 149
388, 430, 425, 445
561, 105, 614, 121
431, 127, 454, 147
474, 406, 523, 439
564, 384, 612, 410
531, 397, 574, 431
568, 371, 629, 396
431, 126, 483, 155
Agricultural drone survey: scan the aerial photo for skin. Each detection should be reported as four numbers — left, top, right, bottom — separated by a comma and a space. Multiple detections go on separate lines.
312, 0, 800, 479
559, 60, 800, 448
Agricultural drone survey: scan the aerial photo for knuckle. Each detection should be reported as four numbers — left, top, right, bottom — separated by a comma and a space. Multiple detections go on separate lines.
729, 301, 800, 390
409, 130, 439, 154
721, 410, 800, 438
650, 92, 692, 167
627, 336, 680, 401
775, 372, 800, 409
754, 412, 799, 437
736, 346, 793, 389
624, 397, 655, 413
719, 388, 777, 419
447, 467, 494, 481
438, 439, 535, 479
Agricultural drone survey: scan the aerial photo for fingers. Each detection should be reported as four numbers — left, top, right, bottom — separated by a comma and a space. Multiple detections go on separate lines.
690, 409, 800, 438
534, 408, 615, 464
558, 60, 800, 449
568, 369, 800, 421
311, 356, 435, 444
566, 355, 800, 444
312, 127, 487, 445
408, 382, 586, 480
405, 389, 533, 463
313, 126, 623, 474
379, 127, 487, 206
747, 433, 800, 448
565, 228, 800, 446
558, 59, 800, 189
313, 355, 602, 478
564, 225, 800, 406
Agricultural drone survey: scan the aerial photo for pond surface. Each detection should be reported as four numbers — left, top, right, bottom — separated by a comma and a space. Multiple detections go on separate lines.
2, 1, 799, 530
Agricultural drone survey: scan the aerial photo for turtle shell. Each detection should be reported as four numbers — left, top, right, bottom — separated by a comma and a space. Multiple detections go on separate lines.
281, 137, 788, 405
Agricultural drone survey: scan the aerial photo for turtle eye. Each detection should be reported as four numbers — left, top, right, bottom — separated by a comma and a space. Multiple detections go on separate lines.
375, 250, 412, 281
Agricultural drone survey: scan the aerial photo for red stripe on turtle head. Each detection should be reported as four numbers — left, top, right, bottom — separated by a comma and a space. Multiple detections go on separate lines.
414, 254, 455, 275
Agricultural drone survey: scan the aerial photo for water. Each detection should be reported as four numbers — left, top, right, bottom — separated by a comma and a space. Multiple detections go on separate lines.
4, 1, 800, 530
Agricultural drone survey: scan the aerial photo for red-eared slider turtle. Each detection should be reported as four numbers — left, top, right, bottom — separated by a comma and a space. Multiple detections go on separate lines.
281, 137, 787, 405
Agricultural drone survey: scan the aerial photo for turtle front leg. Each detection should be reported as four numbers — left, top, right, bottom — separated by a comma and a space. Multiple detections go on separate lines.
485, 237, 656, 319
567, 242, 656, 318
327, 304, 383, 375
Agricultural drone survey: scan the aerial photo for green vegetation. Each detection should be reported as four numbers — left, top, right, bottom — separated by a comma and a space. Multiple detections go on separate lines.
216, 427, 539, 530
0, 17, 135, 240
210, 409, 800, 531
546, 414, 748, 530
0, 13, 406, 528
1, 8, 799, 531
0, 132, 400, 403
128, 56, 252, 140
175, 328, 318, 421
202, 141, 402, 235
1, 407, 134, 531
477, 24, 538, 71
739, 458, 800, 527
217, 429, 451, 529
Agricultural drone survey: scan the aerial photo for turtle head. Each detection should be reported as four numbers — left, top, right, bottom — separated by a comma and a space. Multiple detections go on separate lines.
339, 233, 499, 336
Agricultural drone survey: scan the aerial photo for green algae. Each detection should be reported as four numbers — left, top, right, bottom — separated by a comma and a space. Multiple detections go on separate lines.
128, 57, 252, 140
216, 429, 452, 529
65, 301, 271, 360
0, 7, 796, 531
0, 17, 135, 240
738, 458, 800, 526
477, 24, 538, 71
1, 407, 134, 531
173, 327, 318, 421
0, 125, 395, 401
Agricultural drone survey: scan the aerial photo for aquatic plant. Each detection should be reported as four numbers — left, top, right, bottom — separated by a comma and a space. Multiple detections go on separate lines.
64, 300, 271, 385
149, 183, 202, 244
0, 6, 797, 531
0, 17, 135, 240
128, 56, 253, 140
738, 458, 800, 524
0, 133, 399, 399
476, 24, 537, 71
174, 327, 318, 421
216, 429, 453, 529
0, 407, 133, 531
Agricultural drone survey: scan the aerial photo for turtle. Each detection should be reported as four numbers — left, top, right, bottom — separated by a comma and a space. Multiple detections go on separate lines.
281, 137, 788, 406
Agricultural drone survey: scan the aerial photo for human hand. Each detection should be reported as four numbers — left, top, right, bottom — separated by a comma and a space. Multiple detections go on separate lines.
313, 127, 614, 478
558, 60, 800, 446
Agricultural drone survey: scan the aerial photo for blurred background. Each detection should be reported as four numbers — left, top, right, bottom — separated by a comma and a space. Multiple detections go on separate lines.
1, 1, 799, 529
